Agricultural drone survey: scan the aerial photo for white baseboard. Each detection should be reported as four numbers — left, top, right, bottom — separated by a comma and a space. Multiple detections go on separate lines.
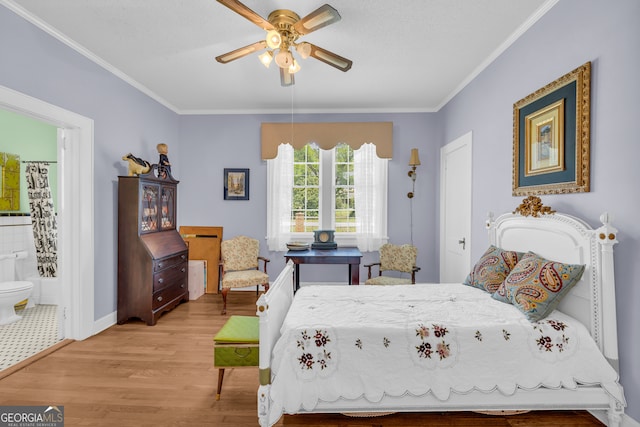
93, 311, 116, 336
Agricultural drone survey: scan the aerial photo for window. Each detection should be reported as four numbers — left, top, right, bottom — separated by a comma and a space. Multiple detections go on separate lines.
267, 142, 387, 252
292, 144, 319, 232
292, 143, 355, 233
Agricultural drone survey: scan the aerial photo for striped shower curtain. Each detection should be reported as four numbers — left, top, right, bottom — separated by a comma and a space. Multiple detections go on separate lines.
25, 162, 57, 277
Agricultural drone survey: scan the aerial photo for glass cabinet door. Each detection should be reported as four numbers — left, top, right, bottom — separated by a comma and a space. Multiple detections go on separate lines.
160, 185, 176, 230
140, 183, 159, 233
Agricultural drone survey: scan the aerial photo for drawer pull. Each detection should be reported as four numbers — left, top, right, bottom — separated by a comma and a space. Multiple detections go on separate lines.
181, 283, 185, 288
181, 254, 186, 260
157, 262, 163, 269
157, 296, 163, 302
158, 278, 164, 284
234, 348, 252, 358
181, 268, 186, 273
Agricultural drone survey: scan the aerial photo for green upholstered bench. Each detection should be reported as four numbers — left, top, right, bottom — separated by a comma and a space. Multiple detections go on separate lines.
213, 315, 259, 401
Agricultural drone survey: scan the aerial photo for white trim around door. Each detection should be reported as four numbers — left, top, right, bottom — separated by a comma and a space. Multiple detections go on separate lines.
0, 84, 95, 340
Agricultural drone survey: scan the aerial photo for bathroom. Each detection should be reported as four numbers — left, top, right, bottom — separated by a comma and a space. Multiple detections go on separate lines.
0, 108, 62, 371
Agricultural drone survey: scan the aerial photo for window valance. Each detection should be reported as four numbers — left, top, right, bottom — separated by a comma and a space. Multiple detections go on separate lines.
261, 122, 393, 159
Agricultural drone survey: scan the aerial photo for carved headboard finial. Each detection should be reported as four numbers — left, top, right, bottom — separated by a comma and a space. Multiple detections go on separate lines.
513, 195, 556, 217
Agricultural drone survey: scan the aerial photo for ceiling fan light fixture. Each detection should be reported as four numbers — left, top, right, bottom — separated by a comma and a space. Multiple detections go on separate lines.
258, 51, 273, 68
289, 59, 301, 74
215, 1, 353, 86
266, 29, 282, 49
296, 42, 312, 59
274, 48, 294, 69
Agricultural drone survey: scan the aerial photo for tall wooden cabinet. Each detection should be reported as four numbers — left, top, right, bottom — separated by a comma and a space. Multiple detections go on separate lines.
118, 169, 189, 325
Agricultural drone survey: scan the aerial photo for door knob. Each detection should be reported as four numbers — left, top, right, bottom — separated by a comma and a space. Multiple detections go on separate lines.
458, 237, 466, 250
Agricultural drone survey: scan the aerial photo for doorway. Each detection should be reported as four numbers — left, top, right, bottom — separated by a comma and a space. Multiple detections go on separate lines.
439, 131, 472, 282
0, 84, 94, 342
0, 110, 60, 370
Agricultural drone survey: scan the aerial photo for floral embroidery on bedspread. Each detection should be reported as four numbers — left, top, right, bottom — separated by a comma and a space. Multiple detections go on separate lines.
529, 319, 576, 361
409, 323, 458, 368
472, 318, 577, 362
293, 329, 336, 379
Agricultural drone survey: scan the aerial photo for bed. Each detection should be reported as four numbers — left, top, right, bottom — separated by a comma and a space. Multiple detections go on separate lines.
256, 204, 626, 427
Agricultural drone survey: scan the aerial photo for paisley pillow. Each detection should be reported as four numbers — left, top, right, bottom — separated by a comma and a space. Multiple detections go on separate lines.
463, 245, 523, 293
492, 252, 585, 322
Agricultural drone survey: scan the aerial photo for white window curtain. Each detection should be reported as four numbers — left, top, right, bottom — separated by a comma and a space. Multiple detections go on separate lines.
354, 143, 388, 251
267, 142, 387, 252
266, 143, 294, 251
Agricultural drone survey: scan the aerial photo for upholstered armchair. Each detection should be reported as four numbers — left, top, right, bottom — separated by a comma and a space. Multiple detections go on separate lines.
364, 243, 420, 285
219, 236, 270, 315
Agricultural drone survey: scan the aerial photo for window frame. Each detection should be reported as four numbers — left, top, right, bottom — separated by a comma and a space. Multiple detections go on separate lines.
291, 144, 358, 246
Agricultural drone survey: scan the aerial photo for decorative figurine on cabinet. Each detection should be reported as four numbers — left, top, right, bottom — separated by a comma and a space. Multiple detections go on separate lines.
157, 143, 171, 179
122, 153, 151, 176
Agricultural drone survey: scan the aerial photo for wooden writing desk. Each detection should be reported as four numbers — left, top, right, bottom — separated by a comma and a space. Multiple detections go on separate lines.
284, 247, 363, 292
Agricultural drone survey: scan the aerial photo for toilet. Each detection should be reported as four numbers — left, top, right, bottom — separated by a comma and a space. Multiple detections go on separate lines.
0, 252, 34, 326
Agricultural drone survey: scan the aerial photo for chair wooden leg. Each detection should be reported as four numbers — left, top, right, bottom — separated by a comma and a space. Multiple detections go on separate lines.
221, 288, 229, 315
216, 368, 225, 401
264, 282, 269, 293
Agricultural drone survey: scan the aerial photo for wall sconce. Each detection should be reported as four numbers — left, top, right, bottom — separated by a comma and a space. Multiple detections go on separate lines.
407, 148, 421, 198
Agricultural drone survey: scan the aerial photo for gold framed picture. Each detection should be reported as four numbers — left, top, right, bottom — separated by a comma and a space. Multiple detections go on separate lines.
524, 99, 565, 177
513, 62, 591, 196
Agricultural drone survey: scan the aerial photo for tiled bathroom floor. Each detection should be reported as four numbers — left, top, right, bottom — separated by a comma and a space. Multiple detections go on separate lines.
0, 304, 61, 370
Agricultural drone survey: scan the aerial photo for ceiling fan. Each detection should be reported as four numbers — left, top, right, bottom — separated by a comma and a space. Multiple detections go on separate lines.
215, 0, 353, 86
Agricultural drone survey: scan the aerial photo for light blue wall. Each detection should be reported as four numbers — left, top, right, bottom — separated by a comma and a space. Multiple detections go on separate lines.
0, 7, 180, 321
1, 0, 638, 420
439, 0, 640, 420
178, 113, 440, 280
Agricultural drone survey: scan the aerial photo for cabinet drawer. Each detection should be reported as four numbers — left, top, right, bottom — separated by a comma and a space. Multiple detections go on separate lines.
214, 344, 259, 368
154, 252, 188, 272
153, 261, 187, 292
152, 282, 187, 310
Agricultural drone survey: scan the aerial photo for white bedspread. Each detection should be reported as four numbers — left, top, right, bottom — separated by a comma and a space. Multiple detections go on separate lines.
268, 284, 624, 425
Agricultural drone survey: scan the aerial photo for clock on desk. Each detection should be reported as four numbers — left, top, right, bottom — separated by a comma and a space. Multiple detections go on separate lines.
312, 229, 337, 249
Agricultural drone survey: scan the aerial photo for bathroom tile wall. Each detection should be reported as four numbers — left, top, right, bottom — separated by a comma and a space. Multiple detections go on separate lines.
0, 215, 38, 279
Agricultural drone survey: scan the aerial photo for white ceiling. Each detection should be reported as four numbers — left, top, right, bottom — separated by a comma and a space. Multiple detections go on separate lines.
4, 0, 554, 114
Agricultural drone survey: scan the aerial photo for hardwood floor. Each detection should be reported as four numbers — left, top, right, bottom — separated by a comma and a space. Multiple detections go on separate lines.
0, 292, 604, 426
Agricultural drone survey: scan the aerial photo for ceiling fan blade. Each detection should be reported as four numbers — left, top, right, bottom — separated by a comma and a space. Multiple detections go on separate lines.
280, 68, 295, 87
216, 40, 267, 63
308, 44, 352, 72
293, 4, 341, 35
216, 0, 275, 31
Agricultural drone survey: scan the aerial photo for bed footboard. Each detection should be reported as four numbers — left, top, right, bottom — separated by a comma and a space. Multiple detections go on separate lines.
256, 261, 294, 427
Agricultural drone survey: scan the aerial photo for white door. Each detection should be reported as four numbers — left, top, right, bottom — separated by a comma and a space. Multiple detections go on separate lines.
439, 132, 472, 282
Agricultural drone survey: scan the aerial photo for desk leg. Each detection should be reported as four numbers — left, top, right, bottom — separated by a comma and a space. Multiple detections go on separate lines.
350, 263, 360, 285
294, 263, 301, 292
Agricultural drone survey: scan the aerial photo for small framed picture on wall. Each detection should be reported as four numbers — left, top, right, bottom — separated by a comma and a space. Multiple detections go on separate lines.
224, 168, 249, 200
